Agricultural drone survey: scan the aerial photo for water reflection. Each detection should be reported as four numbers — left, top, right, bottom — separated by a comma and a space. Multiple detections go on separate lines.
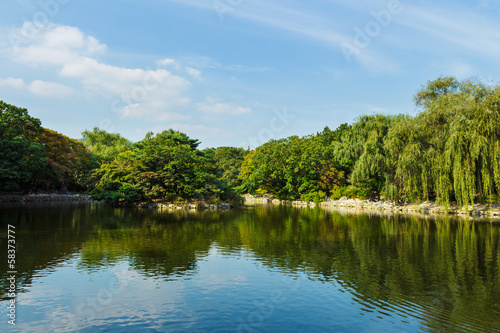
0, 203, 499, 332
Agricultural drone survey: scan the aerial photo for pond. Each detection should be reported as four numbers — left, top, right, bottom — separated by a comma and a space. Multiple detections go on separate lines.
1, 203, 500, 332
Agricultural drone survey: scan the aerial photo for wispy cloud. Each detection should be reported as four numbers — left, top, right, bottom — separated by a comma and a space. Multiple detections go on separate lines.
394, 3, 500, 59
178, 55, 271, 73
169, 0, 500, 73
196, 97, 251, 115
0, 77, 25, 89
327, 0, 500, 61
167, 0, 399, 72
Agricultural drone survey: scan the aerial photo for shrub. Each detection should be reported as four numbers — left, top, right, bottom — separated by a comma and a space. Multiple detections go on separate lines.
302, 190, 327, 204
90, 181, 142, 205
329, 186, 371, 200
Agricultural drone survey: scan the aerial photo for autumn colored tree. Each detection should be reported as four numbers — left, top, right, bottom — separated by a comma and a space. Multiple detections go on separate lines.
33, 128, 97, 191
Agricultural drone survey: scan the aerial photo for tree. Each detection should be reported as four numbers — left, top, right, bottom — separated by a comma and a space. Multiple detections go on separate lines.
204, 146, 248, 190
349, 115, 394, 195
239, 133, 347, 201
385, 77, 500, 206
90, 130, 241, 204
81, 127, 132, 162
0, 101, 46, 190
33, 128, 97, 191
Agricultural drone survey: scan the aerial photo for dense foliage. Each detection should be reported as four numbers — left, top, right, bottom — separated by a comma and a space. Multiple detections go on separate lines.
2, 76, 499, 207
0, 101, 96, 191
82, 127, 132, 162
203, 146, 249, 190
240, 77, 500, 205
385, 78, 500, 206
239, 130, 346, 202
90, 130, 245, 205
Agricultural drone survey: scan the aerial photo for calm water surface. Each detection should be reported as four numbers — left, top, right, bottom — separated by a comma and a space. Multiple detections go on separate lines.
1, 203, 500, 332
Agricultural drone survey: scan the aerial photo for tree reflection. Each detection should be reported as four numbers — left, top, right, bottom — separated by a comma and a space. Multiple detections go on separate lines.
1, 204, 499, 331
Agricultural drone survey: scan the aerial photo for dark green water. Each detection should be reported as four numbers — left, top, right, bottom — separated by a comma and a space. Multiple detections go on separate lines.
1, 203, 500, 332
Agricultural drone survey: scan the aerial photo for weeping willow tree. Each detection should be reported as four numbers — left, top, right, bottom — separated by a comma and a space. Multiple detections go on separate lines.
385, 77, 500, 206
347, 114, 395, 193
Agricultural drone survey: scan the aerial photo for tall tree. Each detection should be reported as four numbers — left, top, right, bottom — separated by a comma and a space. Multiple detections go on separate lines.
33, 128, 97, 191
0, 101, 45, 190
385, 77, 500, 206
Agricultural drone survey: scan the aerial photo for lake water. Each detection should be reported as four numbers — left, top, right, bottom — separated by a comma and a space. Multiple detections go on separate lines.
1, 203, 500, 332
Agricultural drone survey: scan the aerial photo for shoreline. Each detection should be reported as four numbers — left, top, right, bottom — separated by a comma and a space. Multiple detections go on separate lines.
0, 193, 96, 204
137, 201, 232, 210
244, 195, 500, 219
0, 194, 233, 210
3, 193, 499, 219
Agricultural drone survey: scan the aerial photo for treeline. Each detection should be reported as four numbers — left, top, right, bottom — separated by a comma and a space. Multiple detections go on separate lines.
240, 77, 500, 207
0, 102, 246, 205
1, 77, 499, 207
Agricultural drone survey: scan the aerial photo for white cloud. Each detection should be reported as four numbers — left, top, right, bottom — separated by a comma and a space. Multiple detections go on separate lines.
28, 80, 75, 97
119, 98, 191, 122
2, 22, 263, 123
333, 1, 500, 62
170, 0, 500, 73
157, 58, 182, 71
0, 77, 26, 89
60, 57, 191, 96
0, 77, 74, 97
8, 23, 106, 67
4, 23, 194, 121
185, 67, 202, 80
196, 97, 251, 115
157, 58, 177, 66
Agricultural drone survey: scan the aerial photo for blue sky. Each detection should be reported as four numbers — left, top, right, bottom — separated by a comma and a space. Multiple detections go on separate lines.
1, 0, 499, 148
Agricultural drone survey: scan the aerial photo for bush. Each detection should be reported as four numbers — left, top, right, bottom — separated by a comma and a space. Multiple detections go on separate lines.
329, 186, 371, 200
255, 188, 268, 196
90, 181, 142, 205
302, 190, 327, 204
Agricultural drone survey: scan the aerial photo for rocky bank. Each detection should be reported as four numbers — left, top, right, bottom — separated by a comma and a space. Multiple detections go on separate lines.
244, 194, 500, 219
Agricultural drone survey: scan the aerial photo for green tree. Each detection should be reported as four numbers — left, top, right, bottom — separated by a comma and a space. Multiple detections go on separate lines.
385, 77, 500, 206
133, 130, 218, 199
91, 130, 241, 204
0, 101, 46, 190
239, 133, 346, 201
81, 127, 132, 162
211, 146, 248, 189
